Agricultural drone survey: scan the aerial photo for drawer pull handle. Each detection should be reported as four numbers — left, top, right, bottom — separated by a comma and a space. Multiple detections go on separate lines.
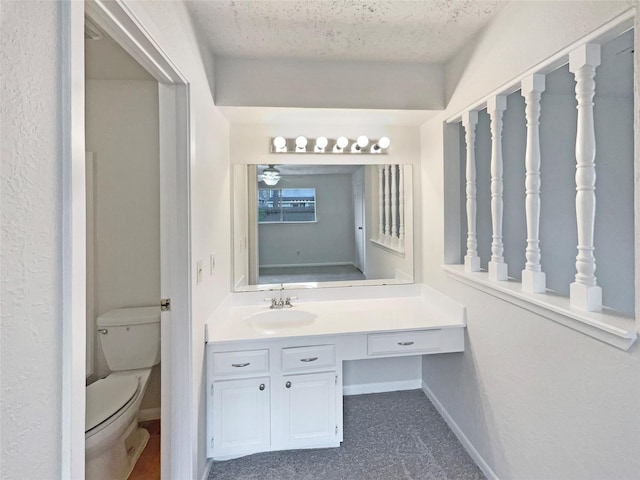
300, 357, 318, 363
397, 341, 415, 346
259, 383, 265, 391
232, 362, 250, 368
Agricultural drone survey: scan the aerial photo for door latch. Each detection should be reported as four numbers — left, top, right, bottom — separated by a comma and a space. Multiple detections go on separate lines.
161, 298, 171, 311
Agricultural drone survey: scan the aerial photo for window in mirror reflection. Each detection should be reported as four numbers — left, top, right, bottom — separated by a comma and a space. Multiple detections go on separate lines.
258, 188, 317, 223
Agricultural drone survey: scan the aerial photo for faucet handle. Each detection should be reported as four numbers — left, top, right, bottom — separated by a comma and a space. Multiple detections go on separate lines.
264, 297, 278, 309
284, 296, 298, 307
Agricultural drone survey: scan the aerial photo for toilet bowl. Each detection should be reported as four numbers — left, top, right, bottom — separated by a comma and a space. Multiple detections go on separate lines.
85, 369, 152, 480
85, 306, 161, 480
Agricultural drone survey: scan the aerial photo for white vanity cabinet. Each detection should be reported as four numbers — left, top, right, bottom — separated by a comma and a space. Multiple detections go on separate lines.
206, 290, 467, 460
207, 342, 342, 460
275, 344, 339, 450
211, 377, 271, 458
275, 371, 339, 449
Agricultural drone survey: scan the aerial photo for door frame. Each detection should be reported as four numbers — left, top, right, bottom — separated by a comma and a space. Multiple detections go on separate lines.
61, 1, 193, 478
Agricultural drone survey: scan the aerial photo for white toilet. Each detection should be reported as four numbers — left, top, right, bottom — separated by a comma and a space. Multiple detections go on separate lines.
85, 306, 161, 480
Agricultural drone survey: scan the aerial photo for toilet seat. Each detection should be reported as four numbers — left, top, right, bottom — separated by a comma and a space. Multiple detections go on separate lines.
86, 375, 140, 433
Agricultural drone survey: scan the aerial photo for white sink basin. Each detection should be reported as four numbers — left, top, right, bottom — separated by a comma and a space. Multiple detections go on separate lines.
244, 309, 317, 333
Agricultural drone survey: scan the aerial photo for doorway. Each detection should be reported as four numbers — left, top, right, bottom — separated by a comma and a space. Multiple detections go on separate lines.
63, 1, 193, 478
85, 22, 162, 477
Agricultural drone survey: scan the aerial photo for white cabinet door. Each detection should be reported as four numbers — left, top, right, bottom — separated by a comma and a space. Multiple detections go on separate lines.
280, 371, 338, 449
212, 377, 270, 458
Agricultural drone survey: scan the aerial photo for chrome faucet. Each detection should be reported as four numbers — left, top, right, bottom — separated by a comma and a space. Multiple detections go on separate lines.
265, 284, 297, 309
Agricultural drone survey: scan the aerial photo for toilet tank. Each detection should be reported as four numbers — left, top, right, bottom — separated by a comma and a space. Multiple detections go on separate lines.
97, 306, 161, 372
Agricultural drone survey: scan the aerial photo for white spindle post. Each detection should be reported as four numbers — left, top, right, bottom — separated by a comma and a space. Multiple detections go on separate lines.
521, 74, 547, 293
488, 95, 508, 281
385, 165, 392, 245
391, 164, 398, 246
462, 111, 480, 272
569, 44, 602, 311
378, 165, 385, 241
398, 165, 405, 249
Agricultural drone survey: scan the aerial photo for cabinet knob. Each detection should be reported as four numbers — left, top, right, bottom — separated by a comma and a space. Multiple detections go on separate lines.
259, 383, 265, 391
285, 381, 292, 388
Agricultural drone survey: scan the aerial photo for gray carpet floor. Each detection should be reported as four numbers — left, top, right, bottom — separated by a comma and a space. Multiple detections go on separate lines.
208, 389, 485, 480
259, 264, 366, 284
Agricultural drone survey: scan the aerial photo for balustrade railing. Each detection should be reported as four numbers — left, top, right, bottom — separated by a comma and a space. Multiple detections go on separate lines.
376, 164, 405, 252
457, 43, 610, 313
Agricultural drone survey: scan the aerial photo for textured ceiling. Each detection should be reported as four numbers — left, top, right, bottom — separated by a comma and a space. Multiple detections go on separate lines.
185, 0, 509, 63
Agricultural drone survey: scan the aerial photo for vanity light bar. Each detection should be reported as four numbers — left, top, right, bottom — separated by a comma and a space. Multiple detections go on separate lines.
270, 136, 390, 154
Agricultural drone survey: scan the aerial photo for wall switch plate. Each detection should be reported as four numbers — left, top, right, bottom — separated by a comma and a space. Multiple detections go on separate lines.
210, 253, 216, 275
196, 259, 203, 285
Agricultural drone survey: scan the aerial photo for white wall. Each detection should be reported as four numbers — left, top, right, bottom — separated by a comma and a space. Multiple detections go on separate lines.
215, 56, 444, 109
1, 2, 64, 477
85, 78, 161, 410
422, 2, 640, 479
233, 165, 249, 289
259, 173, 356, 267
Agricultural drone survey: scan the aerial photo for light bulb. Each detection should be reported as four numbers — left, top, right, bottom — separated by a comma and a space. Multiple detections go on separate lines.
315, 136, 328, 153
263, 177, 279, 186
295, 136, 308, 151
336, 136, 349, 149
273, 136, 286, 151
372, 136, 391, 152
356, 135, 369, 148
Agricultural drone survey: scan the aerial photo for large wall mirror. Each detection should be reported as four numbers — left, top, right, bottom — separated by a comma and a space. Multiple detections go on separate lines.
232, 163, 414, 291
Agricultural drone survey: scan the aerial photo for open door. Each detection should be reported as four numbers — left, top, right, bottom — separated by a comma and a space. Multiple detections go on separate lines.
353, 170, 366, 274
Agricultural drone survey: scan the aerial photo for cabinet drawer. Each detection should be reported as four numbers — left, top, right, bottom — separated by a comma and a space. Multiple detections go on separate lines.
281, 345, 335, 371
367, 330, 441, 355
213, 349, 269, 376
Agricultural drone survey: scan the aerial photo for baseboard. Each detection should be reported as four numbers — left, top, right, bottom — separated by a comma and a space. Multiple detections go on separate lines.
138, 407, 161, 421
260, 262, 354, 269
201, 459, 213, 480
343, 379, 422, 396
421, 380, 499, 480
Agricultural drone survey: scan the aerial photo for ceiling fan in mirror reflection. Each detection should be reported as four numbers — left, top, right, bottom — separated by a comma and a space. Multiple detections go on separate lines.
259, 164, 281, 186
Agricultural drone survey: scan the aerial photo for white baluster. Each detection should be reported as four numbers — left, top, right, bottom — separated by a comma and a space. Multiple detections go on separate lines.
462, 111, 480, 272
385, 165, 392, 245
521, 74, 547, 293
569, 44, 602, 311
391, 164, 398, 246
398, 164, 405, 249
488, 95, 508, 281
378, 165, 385, 242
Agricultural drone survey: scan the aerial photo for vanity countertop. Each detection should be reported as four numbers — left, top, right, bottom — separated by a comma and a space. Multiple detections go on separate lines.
206, 286, 466, 344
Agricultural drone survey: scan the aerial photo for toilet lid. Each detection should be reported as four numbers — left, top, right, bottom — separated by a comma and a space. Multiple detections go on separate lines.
85, 375, 139, 432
